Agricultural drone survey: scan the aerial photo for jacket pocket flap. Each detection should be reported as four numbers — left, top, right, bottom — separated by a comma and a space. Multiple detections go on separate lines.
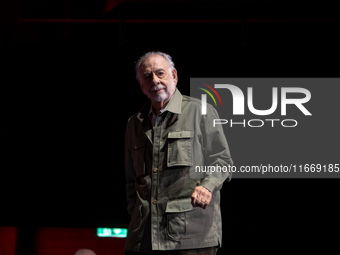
168, 131, 193, 139
165, 198, 194, 213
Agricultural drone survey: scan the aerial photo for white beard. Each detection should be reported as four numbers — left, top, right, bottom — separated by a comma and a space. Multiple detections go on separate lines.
154, 90, 168, 102
150, 78, 176, 102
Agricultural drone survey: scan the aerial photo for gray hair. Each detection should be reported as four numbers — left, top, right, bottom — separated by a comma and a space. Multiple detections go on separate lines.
135, 51, 175, 81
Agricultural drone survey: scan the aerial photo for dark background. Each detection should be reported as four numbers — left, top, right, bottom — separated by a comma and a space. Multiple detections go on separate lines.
1, 0, 339, 254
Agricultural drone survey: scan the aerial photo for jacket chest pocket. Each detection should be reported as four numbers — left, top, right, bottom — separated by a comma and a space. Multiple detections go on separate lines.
167, 131, 193, 168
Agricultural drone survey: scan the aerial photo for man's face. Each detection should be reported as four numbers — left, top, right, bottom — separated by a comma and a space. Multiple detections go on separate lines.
138, 55, 178, 104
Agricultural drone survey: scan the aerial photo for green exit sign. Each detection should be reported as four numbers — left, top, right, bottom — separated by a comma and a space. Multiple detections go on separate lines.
97, 228, 128, 238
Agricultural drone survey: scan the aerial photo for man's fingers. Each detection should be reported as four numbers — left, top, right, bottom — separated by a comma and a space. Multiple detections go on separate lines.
191, 196, 197, 207
191, 189, 201, 207
191, 190, 202, 207
191, 186, 212, 209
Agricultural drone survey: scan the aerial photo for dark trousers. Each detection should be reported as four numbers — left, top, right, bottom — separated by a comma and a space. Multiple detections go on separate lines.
125, 246, 218, 255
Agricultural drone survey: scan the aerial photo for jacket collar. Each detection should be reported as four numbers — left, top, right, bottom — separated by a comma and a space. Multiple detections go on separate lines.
164, 88, 182, 115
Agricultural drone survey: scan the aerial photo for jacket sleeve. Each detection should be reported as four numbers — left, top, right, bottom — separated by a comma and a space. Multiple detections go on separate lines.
199, 104, 233, 193
125, 118, 137, 216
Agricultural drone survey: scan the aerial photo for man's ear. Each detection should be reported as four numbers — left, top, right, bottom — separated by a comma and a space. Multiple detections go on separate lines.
172, 68, 178, 86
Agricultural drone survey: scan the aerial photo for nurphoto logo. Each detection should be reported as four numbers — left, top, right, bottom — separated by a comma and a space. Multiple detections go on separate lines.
197, 82, 312, 128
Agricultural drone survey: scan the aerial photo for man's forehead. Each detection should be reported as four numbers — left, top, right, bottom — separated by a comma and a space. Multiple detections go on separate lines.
140, 55, 170, 70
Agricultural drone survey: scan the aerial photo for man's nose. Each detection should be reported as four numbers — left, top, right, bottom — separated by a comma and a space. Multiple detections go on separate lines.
152, 73, 160, 85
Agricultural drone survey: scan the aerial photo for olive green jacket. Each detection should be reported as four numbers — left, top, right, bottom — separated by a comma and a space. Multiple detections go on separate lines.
124, 89, 233, 252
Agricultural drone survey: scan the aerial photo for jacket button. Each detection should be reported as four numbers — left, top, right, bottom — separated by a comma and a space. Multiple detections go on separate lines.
153, 168, 158, 173
197, 181, 200, 185
152, 200, 157, 205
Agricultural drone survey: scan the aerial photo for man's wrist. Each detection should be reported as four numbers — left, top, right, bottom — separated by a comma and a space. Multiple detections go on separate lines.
199, 183, 213, 194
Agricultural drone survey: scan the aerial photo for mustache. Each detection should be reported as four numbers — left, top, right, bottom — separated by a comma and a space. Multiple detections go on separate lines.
150, 85, 166, 92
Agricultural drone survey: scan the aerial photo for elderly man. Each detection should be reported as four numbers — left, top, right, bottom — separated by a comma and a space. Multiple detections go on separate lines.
124, 51, 233, 255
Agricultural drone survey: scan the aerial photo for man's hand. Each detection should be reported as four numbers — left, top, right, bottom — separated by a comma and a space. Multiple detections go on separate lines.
191, 186, 212, 209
